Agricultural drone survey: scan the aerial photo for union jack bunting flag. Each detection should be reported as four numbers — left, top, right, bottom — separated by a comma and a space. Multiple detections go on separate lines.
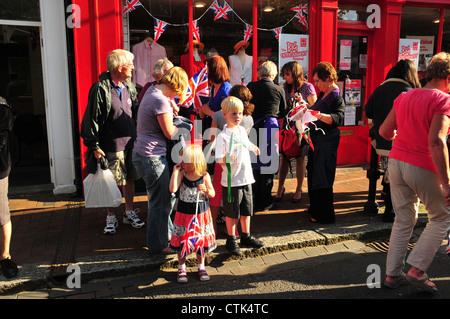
243, 23, 253, 43
180, 215, 205, 259
191, 19, 201, 41
180, 66, 210, 110
291, 4, 308, 28
272, 27, 283, 39
123, 0, 142, 14
290, 3, 308, 15
209, 0, 233, 21
154, 19, 168, 42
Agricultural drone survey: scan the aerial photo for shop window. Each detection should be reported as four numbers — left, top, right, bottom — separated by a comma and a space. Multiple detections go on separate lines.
257, 0, 309, 83
441, 9, 450, 54
125, 0, 310, 86
338, 4, 370, 22
0, 0, 40, 21
400, 6, 442, 77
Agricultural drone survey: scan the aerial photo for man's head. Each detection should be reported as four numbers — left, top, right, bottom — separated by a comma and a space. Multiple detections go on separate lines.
107, 49, 135, 79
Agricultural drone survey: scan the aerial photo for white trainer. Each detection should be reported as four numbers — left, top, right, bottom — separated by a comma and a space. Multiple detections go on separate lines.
123, 209, 145, 229
104, 215, 118, 235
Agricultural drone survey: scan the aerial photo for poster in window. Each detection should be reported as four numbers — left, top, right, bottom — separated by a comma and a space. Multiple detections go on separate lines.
278, 34, 309, 83
398, 38, 420, 69
339, 40, 352, 71
406, 35, 434, 72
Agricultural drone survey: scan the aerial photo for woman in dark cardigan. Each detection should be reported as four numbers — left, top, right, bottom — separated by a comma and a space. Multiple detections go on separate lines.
307, 62, 345, 224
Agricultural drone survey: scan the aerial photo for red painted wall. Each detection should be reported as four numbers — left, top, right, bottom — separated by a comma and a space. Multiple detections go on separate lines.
72, 0, 123, 179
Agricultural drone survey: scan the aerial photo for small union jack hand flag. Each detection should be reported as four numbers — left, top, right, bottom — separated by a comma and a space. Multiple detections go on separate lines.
209, 0, 233, 21
243, 23, 253, 43
123, 0, 142, 14
180, 66, 209, 110
180, 215, 205, 259
154, 19, 168, 42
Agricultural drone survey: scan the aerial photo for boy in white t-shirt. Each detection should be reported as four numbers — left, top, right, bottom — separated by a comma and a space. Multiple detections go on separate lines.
215, 96, 263, 255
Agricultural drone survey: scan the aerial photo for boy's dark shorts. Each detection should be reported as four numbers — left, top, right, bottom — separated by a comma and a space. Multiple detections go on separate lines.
222, 185, 253, 219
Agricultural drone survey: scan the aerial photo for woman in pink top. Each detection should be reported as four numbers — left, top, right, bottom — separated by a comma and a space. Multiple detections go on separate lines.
380, 52, 450, 293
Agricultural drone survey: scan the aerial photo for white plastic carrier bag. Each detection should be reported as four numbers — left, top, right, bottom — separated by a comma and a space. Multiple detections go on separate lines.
83, 163, 122, 208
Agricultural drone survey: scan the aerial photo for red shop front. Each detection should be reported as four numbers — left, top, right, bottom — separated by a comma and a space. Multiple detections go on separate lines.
70, 0, 450, 178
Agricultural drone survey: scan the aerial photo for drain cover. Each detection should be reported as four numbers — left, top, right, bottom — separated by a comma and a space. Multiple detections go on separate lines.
365, 240, 415, 253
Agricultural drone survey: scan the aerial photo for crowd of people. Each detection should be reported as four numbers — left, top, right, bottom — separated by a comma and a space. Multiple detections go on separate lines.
22, 48, 439, 290
77, 48, 349, 283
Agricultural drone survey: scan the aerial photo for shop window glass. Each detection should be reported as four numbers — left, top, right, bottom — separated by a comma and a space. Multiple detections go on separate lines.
0, 0, 40, 21
338, 4, 370, 22
127, 0, 310, 86
257, 0, 309, 83
400, 6, 441, 76
128, 0, 255, 80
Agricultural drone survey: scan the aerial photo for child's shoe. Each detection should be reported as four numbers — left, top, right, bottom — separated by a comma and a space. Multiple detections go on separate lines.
240, 233, 263, 248
177, 268, 188, 283
225, 236, 242, 256
198, 269, 210, 281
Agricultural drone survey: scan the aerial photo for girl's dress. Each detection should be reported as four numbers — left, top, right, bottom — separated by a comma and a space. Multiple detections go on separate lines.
170, 175, 216, 254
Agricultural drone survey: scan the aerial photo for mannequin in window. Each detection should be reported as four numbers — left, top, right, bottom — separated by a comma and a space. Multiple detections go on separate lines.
180, 40, 206, 77
229, 40, 253, 86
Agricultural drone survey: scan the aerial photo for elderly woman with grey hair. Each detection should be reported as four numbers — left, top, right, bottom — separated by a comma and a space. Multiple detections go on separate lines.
138, 58, 174, 104
247, 61, 287, 211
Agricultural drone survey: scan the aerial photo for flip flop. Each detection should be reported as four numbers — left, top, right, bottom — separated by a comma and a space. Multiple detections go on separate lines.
405, 274, 438, 293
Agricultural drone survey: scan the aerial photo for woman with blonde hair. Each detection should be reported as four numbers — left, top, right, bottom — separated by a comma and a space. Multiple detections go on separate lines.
132, 66, 188, 254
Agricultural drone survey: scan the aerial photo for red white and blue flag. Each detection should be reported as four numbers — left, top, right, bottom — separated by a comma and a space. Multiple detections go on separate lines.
180, 66, 209, 110
123, 0, 142, 14
272, 27, 283, 40
291, 4, 308, 28
191, 19, 200, 41
180, 215, 205, 258
154, 19, 168, 42
209, 0, 233, 21
243, 23, 253, 43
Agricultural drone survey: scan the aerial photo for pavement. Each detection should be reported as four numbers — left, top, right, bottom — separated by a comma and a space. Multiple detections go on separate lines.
0, 164, 430, 298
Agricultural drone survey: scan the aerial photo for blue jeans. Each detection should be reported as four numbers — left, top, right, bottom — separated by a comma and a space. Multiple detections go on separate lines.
132, 150, 175, 251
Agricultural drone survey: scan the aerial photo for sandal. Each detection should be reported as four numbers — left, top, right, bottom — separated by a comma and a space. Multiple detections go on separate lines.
198, 269, 210, 281
177, 268, 188, 283
384, 272, 408, 289
275, 187, 285, 202
406, 274, 438, 293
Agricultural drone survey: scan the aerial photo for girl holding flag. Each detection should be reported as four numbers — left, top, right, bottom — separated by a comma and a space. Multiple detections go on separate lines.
169, 144, 216, 283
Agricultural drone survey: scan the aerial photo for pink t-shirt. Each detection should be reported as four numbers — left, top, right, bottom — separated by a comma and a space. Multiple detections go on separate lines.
390, 88, 450, 173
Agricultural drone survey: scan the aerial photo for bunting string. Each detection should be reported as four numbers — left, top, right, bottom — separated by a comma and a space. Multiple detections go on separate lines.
123, 0, 308, 43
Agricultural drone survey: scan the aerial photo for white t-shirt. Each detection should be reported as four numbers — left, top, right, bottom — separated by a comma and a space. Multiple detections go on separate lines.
215, 124, 257, 187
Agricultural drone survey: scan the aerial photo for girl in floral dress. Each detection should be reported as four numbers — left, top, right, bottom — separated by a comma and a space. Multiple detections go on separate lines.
169, 144, 216, 283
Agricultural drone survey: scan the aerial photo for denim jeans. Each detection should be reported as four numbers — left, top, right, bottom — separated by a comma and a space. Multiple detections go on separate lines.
132, 150, 175, 251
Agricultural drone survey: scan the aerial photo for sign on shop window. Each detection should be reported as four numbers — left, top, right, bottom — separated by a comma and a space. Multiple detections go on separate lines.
398, 38, 421, 69
406, 35, 434, 72
278, 34, 309, 83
